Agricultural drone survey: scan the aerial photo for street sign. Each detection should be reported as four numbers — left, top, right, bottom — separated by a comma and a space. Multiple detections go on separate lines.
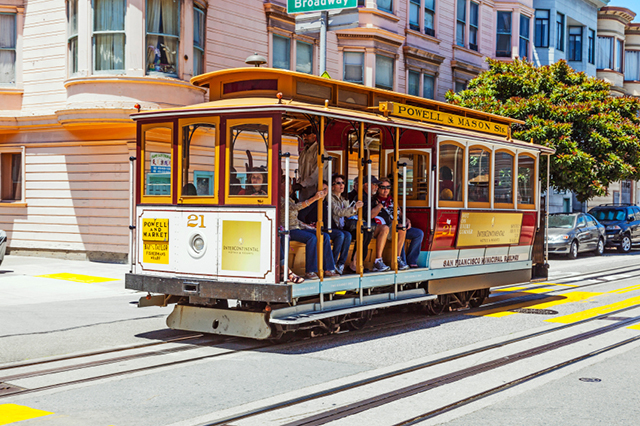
295, 8, 359, 34
287, 0, 357, 14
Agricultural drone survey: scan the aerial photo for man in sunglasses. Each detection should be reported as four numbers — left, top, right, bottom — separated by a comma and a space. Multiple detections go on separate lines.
375, 177, 424, 269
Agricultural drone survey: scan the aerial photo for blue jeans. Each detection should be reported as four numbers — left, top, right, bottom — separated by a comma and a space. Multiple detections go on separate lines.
290, 229, 336, 273
330, 229, 352, 267
401, 227, 424, 266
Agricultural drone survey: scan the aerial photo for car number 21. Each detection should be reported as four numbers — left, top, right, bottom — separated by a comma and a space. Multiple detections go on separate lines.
187, 214, 205, 228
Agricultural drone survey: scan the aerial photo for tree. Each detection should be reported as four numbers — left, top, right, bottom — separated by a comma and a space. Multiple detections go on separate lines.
446, 58, 640, 202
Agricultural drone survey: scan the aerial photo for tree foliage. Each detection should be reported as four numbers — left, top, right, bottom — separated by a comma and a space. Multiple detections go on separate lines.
445, 58, 640, 202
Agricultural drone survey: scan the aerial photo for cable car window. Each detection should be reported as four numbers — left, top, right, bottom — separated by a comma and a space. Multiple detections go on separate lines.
518, 154, 535, 206
143, 126, 172, 197
397, 151, 430, 203
468, 147, 490, 204
181, 123, 216, 197
494, 151, 514, 206
229, 122, 269, 198
439, 143, 464, 204
347, 128, 380, 190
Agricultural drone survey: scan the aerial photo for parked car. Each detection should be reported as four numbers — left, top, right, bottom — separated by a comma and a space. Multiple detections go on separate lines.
547, 213, 606, 258
588, 204, 640, 253
0, 230, 6, 265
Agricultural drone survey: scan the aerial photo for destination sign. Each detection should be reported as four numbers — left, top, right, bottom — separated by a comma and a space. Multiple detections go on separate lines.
288, 0, 357, 13
379, 102, 510, 137
456, 212, 522, 248
142, 218, 169, 264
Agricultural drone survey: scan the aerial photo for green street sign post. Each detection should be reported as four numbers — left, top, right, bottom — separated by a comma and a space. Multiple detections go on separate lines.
287, 0, 357, 14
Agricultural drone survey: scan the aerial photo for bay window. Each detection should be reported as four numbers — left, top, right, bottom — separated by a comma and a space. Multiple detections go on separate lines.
273, 34, 290, 70
93, 0, 126, 72
296, 41, 313, 74
625, 51, 639, 81
146, 0, 180, 77
375, 54, 394, 91
67, 0, 78, 76
519, 15, 530, 59
496, 11, 512, 57
615, 39, 623, 73
0, 13, 16, 85
193, 5, 205, 76
597, 36, 613, 69
344, 52, 364, 84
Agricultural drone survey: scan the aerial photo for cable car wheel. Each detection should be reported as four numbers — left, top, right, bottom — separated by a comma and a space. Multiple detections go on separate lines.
426, 294, 450, 316
468, 288, 490, 308
343, 311, 373, 331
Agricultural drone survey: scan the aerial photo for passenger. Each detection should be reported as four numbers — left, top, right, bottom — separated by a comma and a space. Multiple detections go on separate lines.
374, 177, 425, 269
439, 166, 454, 200
279, 175, 338, 280
239, 168, 267, 196
348, 175, 390, 273
296, 127, 328, 201
299, 178, 357, 275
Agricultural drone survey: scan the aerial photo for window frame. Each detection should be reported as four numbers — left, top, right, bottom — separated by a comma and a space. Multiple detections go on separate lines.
597, 36, 614, 69
145, 0, 181, 78
377, 0, 393, 14
625, 50, 640, 81
386, 149, 431, 207
343, 51, 364, 84
496, 11, 512, 58
456, 0, 466, 47
140, 122, 175, 205
519, 15, 530, 59
587, 28, 595, 65
568, 26, 582, 62
469, 2, 478, 51
92, 0, 127, 74
534, 9, 549, 48
0, 12, 17, 86
407, 69, 436, 99
177, 117, 220, 205
224, 117, 273, 206
193, 3, 205, 77
615, 38, 624, 73
0, 147, 26, 205
437, 141, 466, 208
517, 152, 537, 210
295, 40, 313, 74
556, 12, 564, 51
494, 149, 515, 210
375, 53, 394, 91
467, 145, 492, 209
67, 0, 79, 77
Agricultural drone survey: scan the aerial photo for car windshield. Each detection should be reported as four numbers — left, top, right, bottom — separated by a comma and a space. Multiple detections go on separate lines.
590, 209, 626, 222
549, 215, 576, 229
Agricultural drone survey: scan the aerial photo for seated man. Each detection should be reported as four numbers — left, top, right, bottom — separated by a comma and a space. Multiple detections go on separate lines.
347, 175, 390, 273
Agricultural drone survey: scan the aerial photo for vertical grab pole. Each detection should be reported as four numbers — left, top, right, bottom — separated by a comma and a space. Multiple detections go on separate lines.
129, 155, 136, 273
430, 166, 435, 233
327, 157, 332, 231
317, 118, 325, 282
367, 163, 372, 230
402, 164, 407, 229
545, 154, 550, 263
392, 129, 399, 273
284, 154, 291, 284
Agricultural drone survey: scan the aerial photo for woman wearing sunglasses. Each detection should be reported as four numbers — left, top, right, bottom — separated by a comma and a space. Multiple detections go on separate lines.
330, 174, 363, 274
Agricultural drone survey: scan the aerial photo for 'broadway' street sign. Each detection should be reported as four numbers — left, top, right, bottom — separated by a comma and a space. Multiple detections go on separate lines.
287, 0, 357, 14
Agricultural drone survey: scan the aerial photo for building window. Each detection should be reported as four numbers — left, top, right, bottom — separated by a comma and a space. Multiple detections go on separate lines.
469, 2, 478, 51
425, 0, 435, 36
519, 15, 530, 59
454, 80, 466, 92
408, 70, 435, 99
296, 40, 313, 74
597, 36, 613, 69
496, 11, 512, 57
615, 39, 623, 73
193, 5, 205, 76
0, 13, 16, 85
146, 0, 180, 77
409, 0, 420, 31
626, 51, 639, 81
534, 10, 549, 48
556, 13, 564, 51
67, 0, 78, 76
568, 26, 582, 61
588, 29, 595, 65
344, 52, 364, 84
375, 54, 394, 90
272, 34, 290, 70
1, 152, 22, 202
93, 0, 126, 72
377, 0, 392, 13
456, 0, 465, 47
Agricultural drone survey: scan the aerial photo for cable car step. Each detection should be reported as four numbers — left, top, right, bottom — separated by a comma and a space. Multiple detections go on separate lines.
269, 289, 436, 325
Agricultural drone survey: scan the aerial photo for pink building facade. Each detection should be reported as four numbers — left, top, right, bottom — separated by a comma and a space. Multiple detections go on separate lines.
0, 0, 534, 261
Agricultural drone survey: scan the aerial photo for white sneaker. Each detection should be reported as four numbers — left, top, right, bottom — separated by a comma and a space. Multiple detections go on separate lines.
373, 258, 390, 272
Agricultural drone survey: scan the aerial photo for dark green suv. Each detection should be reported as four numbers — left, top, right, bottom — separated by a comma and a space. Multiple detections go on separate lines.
588, 204, 640, 253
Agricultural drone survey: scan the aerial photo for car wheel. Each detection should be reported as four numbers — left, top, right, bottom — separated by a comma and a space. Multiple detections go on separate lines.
618, 235, 632, 253
595, 238, 604, 256
567, 240, 579, 259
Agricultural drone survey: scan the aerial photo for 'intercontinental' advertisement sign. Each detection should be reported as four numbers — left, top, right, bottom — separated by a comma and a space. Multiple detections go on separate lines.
456, 212, 523, 248
379, 102, 510, 137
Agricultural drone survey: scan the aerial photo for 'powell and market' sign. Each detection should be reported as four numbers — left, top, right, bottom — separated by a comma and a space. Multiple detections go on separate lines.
288, 0, 357, 13
379, 102, 510, 137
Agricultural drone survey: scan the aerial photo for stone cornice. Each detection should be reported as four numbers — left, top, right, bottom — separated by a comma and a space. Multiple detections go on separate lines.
335, 27, 405, 48
598, 7, 636, 25
451, 59, 485, 75
403, 45, 445, 65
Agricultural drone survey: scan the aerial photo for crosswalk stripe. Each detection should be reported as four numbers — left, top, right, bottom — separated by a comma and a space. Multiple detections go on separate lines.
0, 404, 53, 426
468, 291, 601, 317
546, 295, 640, 324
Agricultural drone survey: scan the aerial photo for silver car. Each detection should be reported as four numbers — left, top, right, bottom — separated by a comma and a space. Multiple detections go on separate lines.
547, 213, 606, 258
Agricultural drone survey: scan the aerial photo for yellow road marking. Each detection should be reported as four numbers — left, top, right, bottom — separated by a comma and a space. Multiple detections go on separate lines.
36, 273, 118, 283
469, 292, 601, 318
608, 284, 640, 295
627, 324, 640, 331
546, 295, 640, 324
0, 404, 53, 425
